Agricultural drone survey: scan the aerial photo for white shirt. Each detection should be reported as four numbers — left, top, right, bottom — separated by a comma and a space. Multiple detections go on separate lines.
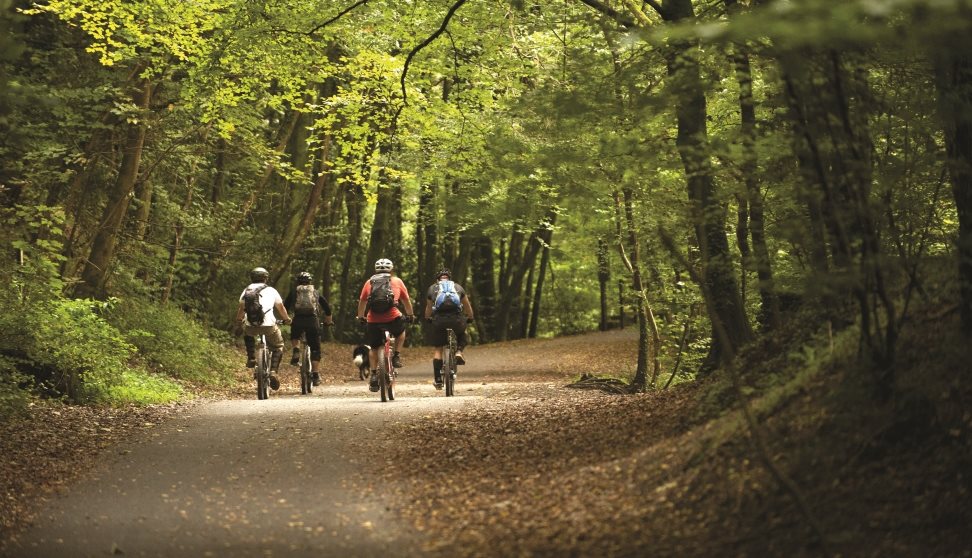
239, 283, 283, 326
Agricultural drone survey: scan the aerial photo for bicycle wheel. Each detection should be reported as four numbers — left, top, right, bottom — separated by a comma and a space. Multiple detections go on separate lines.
256, 348, 269, 400
445, 329, 457, 397
378, 347, 389, 402
303, 345, 313, 394
299, 348, 310, 395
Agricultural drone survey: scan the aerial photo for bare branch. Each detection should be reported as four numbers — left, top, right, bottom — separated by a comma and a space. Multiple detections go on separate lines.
269, 0, 371, 36
575, 0, 636, 28
400, 0, 469, 106
305, 0, 371, 35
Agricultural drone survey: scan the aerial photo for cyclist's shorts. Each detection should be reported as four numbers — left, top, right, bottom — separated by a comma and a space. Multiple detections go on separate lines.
289, 315, 320, 341
426, 314, 467, 348
365, 316, 407, 348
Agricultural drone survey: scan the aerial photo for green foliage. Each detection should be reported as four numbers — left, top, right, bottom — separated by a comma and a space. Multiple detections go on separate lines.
105, 300, 237, 386
0, 355, 32, 420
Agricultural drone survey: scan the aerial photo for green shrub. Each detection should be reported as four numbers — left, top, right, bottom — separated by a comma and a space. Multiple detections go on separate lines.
0, 356, 32, 420
106, 300, 237, 386
103, 369, 183, 405
31, 298, 137, 403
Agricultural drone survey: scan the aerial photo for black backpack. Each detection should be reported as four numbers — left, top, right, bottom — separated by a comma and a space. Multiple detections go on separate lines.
243, 285, 268, 325
367, 274, 396, 313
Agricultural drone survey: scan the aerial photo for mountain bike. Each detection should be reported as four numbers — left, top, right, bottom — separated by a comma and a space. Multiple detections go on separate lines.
377, 330, 398, 402
297, 331, 313, 395
441, 328, 458, 397
254, 321, 283, 400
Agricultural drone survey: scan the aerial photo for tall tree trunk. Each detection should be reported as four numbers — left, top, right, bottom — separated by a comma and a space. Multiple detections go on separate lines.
270, 130, 335, 285
528, 214, 555, 339
495, 217, 548, 341
161, 177, 196, 305
517, 263, 535, 340
336, 180, 365, 335
203, 110, 300, 295
133, 180, 153, 242
597, 237, 610, 331
76, 79, 153, 299
614, 190, 660, 391
211, 138, 227, 210
935, 51, 972, 334
470, 233, 497, 342
663, 0, 753, 369
726, 0, 781, 329
417, 181, 438, 315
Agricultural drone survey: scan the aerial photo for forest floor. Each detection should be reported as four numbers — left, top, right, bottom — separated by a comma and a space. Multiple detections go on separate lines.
2, 320, 971, 556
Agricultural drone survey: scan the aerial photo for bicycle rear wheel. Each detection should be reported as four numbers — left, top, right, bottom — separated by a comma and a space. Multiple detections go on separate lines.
378, 348, 389, 402
256, 349, 269, 400
445, 329, 457, 397
299, 348, 311, 395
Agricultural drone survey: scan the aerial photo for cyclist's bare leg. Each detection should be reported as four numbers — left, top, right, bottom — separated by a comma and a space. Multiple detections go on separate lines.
290, 338, 302, 365
369, 347, 380, 374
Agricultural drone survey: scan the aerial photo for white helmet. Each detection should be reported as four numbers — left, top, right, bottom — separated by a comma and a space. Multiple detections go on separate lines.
375, 258, 394, 272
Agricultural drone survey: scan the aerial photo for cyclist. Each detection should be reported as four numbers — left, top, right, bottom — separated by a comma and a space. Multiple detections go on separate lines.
284, 271, 334, 387
424, 268, 474, 389
235, 267, 292, 391
356, 258, 415, 392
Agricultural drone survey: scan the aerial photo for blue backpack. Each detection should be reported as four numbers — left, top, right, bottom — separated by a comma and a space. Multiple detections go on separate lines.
432, 280, 461, 314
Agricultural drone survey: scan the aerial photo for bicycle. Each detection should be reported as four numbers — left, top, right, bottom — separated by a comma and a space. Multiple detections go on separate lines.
297, 331, 313, 395
376, 330, 398, 402
253, 320, 283, 400
440, 328, 458, 397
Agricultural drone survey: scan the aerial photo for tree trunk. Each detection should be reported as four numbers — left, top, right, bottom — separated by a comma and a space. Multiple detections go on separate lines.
725, 0, 781, 329
495, 218, 548, 341
76, 79, 153, 299
663, 0, 753, 369
935, 51, 972, 334
417, 181, 438, 315
203, 110, 300, 294
517, 263, 535, 339
336, 180, 365, 335
161, 176, 196, 305
597, 237, 610, 331
270, 130, 335, 285
470, 233, 497, 342
528, 214, 555, 338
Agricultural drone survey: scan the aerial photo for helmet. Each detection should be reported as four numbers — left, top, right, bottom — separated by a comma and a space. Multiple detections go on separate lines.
296, 271, 313, 285
374, 258, 394, 272
250, 267, 270, 283
436, 268, 452, 280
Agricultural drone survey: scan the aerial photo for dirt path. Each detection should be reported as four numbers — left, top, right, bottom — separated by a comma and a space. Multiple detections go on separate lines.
5, 330, 640, 557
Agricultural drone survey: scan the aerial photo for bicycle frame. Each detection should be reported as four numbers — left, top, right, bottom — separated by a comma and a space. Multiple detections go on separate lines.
255, 333, 271, 400
441, 328, 457, 396
298, 332, 313, 395
377, 331, 397, 402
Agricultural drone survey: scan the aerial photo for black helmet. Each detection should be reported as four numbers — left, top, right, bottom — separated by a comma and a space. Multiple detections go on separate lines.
296, 271, 313, 285
250, 267, 270, 283
436, 268, 452, 280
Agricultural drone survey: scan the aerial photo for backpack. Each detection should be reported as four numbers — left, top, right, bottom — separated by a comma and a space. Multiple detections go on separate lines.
294, 284, 319, 316
432, 280, 461, 314
243, 285, 268, 325
367, 274, 396, 313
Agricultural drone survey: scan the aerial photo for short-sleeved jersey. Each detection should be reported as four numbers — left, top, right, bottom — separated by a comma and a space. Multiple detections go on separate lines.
359, 275, 409, 323
239, 283, 283, 327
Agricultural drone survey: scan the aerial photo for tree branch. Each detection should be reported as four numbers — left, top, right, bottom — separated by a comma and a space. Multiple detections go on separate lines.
269, 0, 371, 36
575, 0, 636, 28
400, 0, 469, 106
